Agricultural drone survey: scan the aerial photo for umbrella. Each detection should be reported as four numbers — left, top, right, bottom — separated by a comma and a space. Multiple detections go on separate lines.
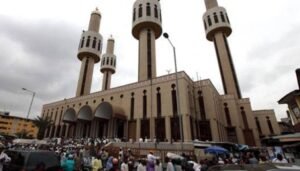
204, 146, 228, 155
167, 152, 184, 160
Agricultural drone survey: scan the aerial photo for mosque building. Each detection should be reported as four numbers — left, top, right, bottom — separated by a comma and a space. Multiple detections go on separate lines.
42, 0, 280, 146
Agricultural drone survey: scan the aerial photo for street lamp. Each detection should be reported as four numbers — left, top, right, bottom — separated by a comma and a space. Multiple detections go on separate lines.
22, 88, 36, 119
163, 32, 184, 152
21, 88, 35, 138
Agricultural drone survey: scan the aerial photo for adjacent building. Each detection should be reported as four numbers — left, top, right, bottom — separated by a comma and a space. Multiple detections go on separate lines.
41, 0, 280, 146
279, 69, 300, 132
0, 113, 38, 138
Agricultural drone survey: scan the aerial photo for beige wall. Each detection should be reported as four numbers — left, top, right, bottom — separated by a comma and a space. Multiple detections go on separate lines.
253, 110, 281, 137
0, 114, 38, 138
42, 71, 279, 146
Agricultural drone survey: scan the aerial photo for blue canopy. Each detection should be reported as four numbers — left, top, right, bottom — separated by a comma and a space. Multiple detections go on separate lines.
204, 146, 229, 155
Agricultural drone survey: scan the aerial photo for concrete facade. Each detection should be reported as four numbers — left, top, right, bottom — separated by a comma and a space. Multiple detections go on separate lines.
279, 69, 300, 128
42, 0, 280, 146
0, 114, 38, 138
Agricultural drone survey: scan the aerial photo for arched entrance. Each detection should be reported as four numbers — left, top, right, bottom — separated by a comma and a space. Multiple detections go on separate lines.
62, 108, 77, 138
95, 102, 126, 139
94, 102, 111, 138
77, 105, 93, 138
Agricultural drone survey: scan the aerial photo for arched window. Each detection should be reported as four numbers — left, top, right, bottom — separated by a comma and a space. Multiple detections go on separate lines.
146, 3, 151, 16
224, 103, 232, 126
86, 36, 91, 47
106, 57, 109, 65
138, 4, 143, 18
154, 5, 158, 18
80, 37, 85, 48
159, 9, 162, 22
204, 21, 207, 30
157, 87, 161, 117
133, 8, 136, 21
147, 30, 152, 79
171, 84, 177, 116
240, 107, 249, 129
266, 116, 274, 134
207, 16, 212, 26
130, 93, 135, 120
213, 12, 219, 23
198, 91, 206, 120
255, 117, 262, 135
80, 58, 89, 96
225, 13, 230, 24
220, 12, 225, 22
102, 58, 105, 65
143, 90, 147, 119
97, 40, 101, 51
110, 58, 113, 65
92, 37, 97, 48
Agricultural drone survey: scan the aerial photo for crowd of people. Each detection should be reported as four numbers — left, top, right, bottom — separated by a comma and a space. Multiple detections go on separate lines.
0, 137, 291, 171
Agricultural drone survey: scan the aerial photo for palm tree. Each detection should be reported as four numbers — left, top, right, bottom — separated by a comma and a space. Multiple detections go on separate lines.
33, 116, 53, 140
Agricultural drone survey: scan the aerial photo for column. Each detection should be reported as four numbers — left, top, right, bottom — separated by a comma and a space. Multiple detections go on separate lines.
182, 115, 191, 142
65, 124, 69, 138
136, 119, 141, 141
149, 117, 155, 140
53, 125, 58, 138
165, 116, 171, 142
210, 119, 220, 142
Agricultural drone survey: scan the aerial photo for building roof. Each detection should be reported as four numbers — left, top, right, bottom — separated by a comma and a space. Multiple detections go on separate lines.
278, 90, 300, 104
270, 133, 300, 143
0, 113, 34, 122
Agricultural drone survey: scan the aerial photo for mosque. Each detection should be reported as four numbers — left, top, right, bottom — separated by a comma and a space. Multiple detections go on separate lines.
42, 0, 281, 146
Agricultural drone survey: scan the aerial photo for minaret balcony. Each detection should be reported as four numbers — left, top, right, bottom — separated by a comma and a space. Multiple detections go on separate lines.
203, 6, 232, 41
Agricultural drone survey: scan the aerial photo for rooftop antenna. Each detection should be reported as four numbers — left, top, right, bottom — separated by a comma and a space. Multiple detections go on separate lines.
166, 69, 171, 74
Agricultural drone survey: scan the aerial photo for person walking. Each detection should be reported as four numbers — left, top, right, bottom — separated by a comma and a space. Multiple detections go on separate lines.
92, 156, 102, 171
0, 145, 11, 171
165, 157, 174, 171
63, 154, 75, 171
137, 159, 146, 171
121, 157, 129, 171
110, 158, 120, 171
272, 154, 288, 163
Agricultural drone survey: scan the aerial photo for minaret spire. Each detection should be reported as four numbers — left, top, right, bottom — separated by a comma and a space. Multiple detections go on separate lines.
203, 0, 242, 99
100, 36, 116, 90
76, 9, 103, 96
204, 0, 218, 10
132, 0, 162, 81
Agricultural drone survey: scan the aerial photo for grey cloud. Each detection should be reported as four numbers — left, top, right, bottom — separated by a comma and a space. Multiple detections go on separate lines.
0, 15, 84, 117
239, 25, 300, 94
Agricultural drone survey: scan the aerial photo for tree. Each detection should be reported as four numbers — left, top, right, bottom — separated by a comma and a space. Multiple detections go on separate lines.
33, 116, 53, 140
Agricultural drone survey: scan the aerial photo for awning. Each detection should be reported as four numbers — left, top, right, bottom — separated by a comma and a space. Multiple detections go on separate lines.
78, 105, 93, 121
95, 102, 126, 120
63, 108, 77, 123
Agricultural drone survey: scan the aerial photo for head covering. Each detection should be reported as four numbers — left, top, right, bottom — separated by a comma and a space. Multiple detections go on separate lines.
0, 143, 6, 149
113, 158, 119, 164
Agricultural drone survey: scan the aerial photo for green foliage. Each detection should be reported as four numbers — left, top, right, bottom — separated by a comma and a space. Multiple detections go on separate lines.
33, 116, 53, 140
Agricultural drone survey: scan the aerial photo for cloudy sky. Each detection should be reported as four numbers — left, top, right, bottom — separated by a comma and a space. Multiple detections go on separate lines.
0, 0, 299, 120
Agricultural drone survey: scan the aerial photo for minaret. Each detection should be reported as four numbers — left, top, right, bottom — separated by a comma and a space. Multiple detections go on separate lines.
132, 0, 162, 81
203, 0, 242, 99
76, 8, 103, 96
100, 36, 116, 90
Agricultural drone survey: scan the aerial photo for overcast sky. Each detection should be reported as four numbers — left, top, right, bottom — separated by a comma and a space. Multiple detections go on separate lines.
0, 0, 299, 120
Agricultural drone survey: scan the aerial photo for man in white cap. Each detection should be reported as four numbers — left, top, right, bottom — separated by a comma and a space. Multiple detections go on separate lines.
0, 144, 11, 171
